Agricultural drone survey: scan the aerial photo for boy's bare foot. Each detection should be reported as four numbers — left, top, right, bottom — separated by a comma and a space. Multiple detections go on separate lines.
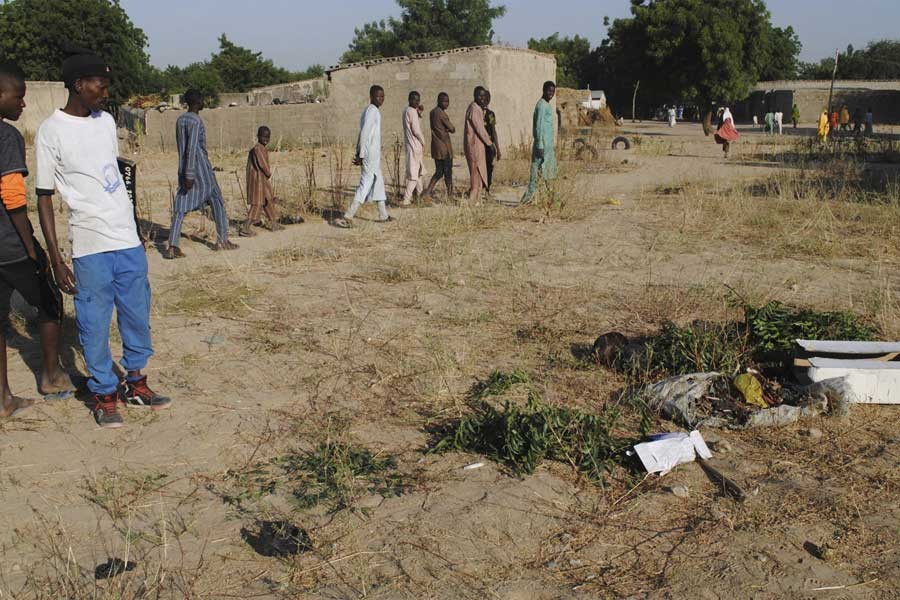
0, 394, 35, 418
39, 368, 76, 399
268, 222, 285, 232
163, 246, 186, 260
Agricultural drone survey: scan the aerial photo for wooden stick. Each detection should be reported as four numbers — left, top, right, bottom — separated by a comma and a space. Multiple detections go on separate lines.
699, 459, 747, 502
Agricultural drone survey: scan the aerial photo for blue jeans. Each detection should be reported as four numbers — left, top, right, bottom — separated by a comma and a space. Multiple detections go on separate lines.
73, 245, 153, 395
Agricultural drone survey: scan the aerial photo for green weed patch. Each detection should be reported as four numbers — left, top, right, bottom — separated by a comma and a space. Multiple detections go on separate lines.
432, 371, 636, 483
219, 442, 406, 514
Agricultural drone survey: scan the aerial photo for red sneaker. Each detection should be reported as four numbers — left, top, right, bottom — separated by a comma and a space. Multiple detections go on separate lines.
122, 376, 172, 410
91, 392, 125, 428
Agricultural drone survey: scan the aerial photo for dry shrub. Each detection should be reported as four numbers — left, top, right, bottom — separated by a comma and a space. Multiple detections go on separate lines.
644, 170, 900, 261
407, 201, 504, 242
262, 245, 343, 268
161, 266, 266, 318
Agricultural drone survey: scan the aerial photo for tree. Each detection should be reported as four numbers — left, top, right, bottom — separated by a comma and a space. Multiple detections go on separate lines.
159, 63, 225, 107
342, 0, 506, 63
0, 0, 152, 103
799, 40, 900, 80
590, 0, 799, 129
759, 26, 801, 80
209, 34, 294, 92
293, 65, 325, 81
157, 36, 323, 105
527, 33, 592, 88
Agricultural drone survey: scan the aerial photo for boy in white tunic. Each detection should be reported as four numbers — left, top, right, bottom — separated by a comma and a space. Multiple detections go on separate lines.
336, 86, 393, 228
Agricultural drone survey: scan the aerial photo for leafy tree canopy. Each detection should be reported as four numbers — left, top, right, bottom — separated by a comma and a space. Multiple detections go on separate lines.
157, 36, 325, 105
210, 34, 292, 92
759, 26, 802, 81
342, 0, 506, 63
0, 0, 152, 103
590, 0, 800, 116
527, 33, 592, 88
798, 40, 900, 80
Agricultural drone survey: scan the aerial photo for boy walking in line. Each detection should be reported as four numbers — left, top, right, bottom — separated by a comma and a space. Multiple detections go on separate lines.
0, 64, 75, 418
464, 86, 493, 204
483, 90, 501, 191
35, 52, 171, 428
522, 81, 557, 204
240, 126, 283, 237
164, 89, 238, 258
424, 92, 455, 200
335, 85, 393, 228
401, 91, 426, 206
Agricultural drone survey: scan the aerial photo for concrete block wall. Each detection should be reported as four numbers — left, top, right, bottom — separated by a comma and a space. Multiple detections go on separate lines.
144, 103, 329, 152
249, 79, 327, 105
139, 47, 556, 152
326, 46, 556, 153
219, 92, 251, 107
487, 48, 559, 148
751, 80, 900, 124
792, 89, 900, 124
327, 50, 491, 155
13, 82, 68, 138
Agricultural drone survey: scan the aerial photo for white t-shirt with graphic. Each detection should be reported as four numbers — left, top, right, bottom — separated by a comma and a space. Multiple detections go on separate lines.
35, 109, 140, 259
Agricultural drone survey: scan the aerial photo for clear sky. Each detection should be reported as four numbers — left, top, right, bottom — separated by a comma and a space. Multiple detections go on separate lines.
119, 0, 900, 71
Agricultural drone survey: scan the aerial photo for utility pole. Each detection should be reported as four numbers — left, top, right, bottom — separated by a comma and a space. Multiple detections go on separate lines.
827, 49, 839, 116
631, 80, 640, 123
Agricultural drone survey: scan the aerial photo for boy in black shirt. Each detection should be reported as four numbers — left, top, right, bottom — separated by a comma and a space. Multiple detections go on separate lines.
0, 64, 74, 418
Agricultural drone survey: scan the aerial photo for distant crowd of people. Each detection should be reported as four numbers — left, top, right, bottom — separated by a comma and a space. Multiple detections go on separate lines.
0, 50, 559, 429
817, 105, 875, 143
713, 101, 879, 158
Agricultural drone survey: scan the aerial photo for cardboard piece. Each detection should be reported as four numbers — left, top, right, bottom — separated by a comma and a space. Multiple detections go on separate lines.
632, 431, 712, 475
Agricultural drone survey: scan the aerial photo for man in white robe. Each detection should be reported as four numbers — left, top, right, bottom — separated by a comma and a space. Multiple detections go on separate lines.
337, 85, 392, 227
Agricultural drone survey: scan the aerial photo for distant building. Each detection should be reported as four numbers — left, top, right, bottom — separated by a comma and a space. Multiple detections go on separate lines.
582, 89, 607, 110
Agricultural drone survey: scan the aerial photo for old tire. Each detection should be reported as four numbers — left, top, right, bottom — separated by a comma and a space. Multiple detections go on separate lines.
573, 138, 599, 160
611, 136, 632, 150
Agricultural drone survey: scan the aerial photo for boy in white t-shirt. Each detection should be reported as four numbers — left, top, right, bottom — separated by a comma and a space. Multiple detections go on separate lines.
35, 52, 171, 429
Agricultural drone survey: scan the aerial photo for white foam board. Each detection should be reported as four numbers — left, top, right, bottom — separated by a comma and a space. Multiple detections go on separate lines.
796, 340, 900, 354
807, 360, 900, 404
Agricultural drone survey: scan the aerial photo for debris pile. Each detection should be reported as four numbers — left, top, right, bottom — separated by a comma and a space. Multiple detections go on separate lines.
640, 371, 853, 429
592, 298, 890, 429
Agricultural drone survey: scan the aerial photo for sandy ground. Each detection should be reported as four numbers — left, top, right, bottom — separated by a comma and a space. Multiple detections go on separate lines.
0, 121, 898, 599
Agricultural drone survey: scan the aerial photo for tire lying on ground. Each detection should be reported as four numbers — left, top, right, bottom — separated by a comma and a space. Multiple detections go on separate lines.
573, 138, 599, 160
611, 136, 632, 150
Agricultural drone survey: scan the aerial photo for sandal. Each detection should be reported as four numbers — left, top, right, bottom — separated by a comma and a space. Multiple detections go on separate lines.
214, 240, 240, 251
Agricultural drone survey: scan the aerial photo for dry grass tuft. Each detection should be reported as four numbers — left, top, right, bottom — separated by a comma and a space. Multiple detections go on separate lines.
643, 168, 900, 261
161, 266, 267, 319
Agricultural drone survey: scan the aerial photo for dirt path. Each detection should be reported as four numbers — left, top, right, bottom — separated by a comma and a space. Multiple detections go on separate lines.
1, 122, 897, 599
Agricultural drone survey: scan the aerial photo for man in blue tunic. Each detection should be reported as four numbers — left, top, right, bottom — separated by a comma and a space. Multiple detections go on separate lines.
164, 89, 237, 259
522, 81, 557, 204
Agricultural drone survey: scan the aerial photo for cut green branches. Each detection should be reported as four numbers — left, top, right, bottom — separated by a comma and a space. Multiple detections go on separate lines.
434, 370, 634, 483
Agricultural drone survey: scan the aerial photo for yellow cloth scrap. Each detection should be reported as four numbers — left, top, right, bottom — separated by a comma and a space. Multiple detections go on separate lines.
734, 373, 767, 409
817, 111, 830, 143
